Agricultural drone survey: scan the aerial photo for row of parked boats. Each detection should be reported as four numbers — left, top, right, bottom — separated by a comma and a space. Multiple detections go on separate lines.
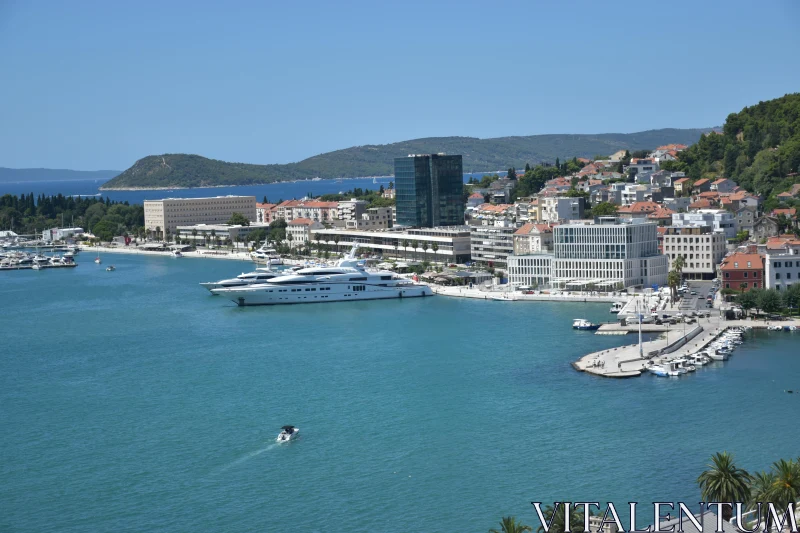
646, 327, 750, 377
0, 249, 78, 270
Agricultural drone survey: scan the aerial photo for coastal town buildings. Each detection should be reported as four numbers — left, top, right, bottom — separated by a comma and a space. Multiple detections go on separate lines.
662, 226, 727, 280
540, 196, 584, 222
287, 218, 324, 246
345, 206, 393, 230
256, 202, 277, 224
312, 226, 472, 263
735, 206, 757, 235
41, 227, 84, 242
719, 251, 765, 291
671, 210, 737, 240
175, 223, 268, 245
508, 218, 668, 290
144, 196, 257, 238
765, 242, 800, 291
394, 153, 464, 228
512, 223, 553, 255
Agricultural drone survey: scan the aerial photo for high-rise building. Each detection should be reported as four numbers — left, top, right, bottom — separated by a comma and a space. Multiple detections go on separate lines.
395, 154, 464, 227
144, 196, 257, 237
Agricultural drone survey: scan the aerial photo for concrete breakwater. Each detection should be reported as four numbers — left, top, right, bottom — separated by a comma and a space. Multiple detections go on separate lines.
431, 285, 626, 304
573, 318, 800, 378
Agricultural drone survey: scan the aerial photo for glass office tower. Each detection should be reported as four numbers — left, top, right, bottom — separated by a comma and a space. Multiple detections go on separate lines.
395, 154, 464, 228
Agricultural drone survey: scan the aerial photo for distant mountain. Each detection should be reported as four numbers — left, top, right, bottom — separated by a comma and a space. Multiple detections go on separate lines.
101, 128, 713, 189
0, 168, 120, 183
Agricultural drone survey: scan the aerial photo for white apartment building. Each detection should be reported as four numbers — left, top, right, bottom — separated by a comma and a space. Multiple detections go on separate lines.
287, 218, 324, 246
313, 226, 472, 263
176, 223, 269, 244
766, 245, 800, 291
470, 219, 516, 268
512, 223, 553, 255
540, 196, 584, 222
672, 209, 737, 240
338, 199, 368, 221
662, 226, 727, 280
345, 206, 393, 230
42, 227, 84, 242
144, 196, 257, 238
550, 218, 668, 289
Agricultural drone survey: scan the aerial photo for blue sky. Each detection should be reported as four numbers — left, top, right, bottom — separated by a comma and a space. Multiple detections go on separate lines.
1, 0, 798, 170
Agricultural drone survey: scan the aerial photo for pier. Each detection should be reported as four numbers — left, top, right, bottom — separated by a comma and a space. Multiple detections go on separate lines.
573, 317, 800, 378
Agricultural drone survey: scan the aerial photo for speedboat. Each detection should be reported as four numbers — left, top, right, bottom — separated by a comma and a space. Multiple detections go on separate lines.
671, 358, 696, 372
572, 318, 601, 331
610, 302, 624, 314
200, 269, 281, 292
768, 325, 783, 331
172, 250, 183, 258
688, 353, 711, 367
648, 364, 669, 377
276, 425, 299, 443
704, 349, 728, 361
212, 245, 434, 306
106, 265, 115, 271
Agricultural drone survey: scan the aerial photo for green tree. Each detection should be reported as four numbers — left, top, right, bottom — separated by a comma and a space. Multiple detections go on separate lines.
431, 242, 439, 262
757, 288, 783, 314
92, 219, 116, 242
696, 452, 751, 522
333, 234, 340, 254
227, 212, 250, 226
534, 503, 592, 533
314, 233, 323, 257
155, 226, 161, 240
490, 516, 532, 533
591, 202, 619, 217
402, 239, 409, 259
507, 167, 517, 181
738, 289, 756, 316
667, 270, 682, 303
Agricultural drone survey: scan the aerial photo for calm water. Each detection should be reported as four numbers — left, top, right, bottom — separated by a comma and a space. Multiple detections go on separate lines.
1, 254, 798, 533
1, 172, 494, 205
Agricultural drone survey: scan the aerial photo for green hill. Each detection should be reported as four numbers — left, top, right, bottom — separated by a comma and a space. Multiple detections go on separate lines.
670, 93, 800, 207
100, 128, 712, 189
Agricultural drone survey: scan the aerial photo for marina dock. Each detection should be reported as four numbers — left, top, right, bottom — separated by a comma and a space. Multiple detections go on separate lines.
573, 317, 800, 378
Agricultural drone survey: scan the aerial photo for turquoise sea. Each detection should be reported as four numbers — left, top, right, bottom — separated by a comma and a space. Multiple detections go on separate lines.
1, 254, 799, 533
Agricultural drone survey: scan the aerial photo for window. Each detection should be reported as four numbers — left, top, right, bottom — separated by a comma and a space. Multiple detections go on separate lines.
744, 272, 748, 278
725, 272, 730, 278
789, 273, 793, 279
776, 273, 781, 279
774, 262, 781, 268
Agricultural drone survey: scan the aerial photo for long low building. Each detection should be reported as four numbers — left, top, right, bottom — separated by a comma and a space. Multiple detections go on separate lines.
145, 196, 257, 238
312, 226, 472, 263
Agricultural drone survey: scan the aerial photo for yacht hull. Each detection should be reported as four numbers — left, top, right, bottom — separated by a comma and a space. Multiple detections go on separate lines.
215, 283, 433, 306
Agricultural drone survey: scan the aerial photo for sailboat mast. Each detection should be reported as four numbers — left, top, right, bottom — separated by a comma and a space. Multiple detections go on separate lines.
638, 296, 643, 358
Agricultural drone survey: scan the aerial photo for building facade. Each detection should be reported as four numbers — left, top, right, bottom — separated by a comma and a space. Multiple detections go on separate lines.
671, 209, 737, 240
345, 206, 393, 230
144, 196, 257, 237
719, 251, 765, 291
470, 220, 516, 268
662, 226, 727, 280
313, 226, 472, 263
395, 154, 464, 227
287, 218, 324, 246
550, 218, 668, 289
507, 254, 553, 288
765, 246, 800, 291
540, 196, 585, 222
512, 223, 553, 255
175, 223, 269, 245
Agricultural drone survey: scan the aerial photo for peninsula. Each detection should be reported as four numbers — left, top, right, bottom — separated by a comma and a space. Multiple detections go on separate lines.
99, 128, 712, 190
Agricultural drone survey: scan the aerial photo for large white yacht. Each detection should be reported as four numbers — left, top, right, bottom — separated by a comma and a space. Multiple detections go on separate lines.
211, 246, 433, 306
200, 268, 282, 292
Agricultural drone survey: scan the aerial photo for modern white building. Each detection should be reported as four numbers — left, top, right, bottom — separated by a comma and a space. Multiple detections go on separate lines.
671, 209, 737, 240
765, 245, 800, 291
470, 220, 516, 268
662, 226, 727, 280
508, 218, 668, 289
175, 223, 270, 245
41, 227, 84, 242
507, 254, 553, 288
144, 196, 257, 238
312, 226, 472, 263
540, 196, 585, 222
512, 223, 553, 255
338, 199, 368, 221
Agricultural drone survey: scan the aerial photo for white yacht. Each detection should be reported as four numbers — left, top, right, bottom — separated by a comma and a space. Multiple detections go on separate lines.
276, 425, 299, 443
250, 245, 283, 265
610, 302, 624, 313
212, 246, 433, 306
200, 268, 281, 292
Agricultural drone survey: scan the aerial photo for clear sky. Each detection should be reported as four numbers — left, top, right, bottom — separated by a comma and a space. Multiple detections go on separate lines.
1, 0, 798, 170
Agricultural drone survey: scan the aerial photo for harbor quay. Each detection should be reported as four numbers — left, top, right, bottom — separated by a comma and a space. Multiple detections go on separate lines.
431, 284, 626, 304
78, 244, 253, 262
573, 317, 800, 378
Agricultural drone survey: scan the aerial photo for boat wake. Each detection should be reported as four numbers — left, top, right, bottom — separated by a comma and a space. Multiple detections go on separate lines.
216, 443, 279, 473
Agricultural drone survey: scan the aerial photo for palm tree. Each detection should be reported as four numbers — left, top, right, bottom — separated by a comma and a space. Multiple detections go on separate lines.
393, 240, 399, 259
191, 228, 198, 245
155, 226, 161, 241
402, 239, 409, 259
315, 234, 323, 257
287, 232, 294, 251
333, 234, 340, 255
413, 241, 419, 260
490, 516, 532, 533
765, 458, 800, 514
748, 470, 775, 531
431, 242, 439, 263
667, 270, 681, 303
697, 452, 751, 522
672, 255, 685, 279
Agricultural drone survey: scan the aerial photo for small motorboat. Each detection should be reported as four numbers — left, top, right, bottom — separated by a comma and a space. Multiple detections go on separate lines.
572, 318, 600, 331
768, 325, 783, 331
648, 364, 669, 377
610, 302, 624, 314
172, 250, 183, 258
106, 265, 115, 272
276, 425, 299, 443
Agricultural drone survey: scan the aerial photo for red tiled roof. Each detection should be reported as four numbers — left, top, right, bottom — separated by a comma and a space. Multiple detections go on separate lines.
689, 199, 713, 209
256, 202, 276, 209
771, 208, 797, 217
674, 178, 690, 184
720, 252, 764, 271
647, 206, 676, 219
617, 201, 661, 214
712, 178, 728, 185
694, 179, 710, 186
476, 203, 514, 213
514, 223, 553, 235
469, 192, 484, 199
777, 192, 793, 198
288, 217, 318, 226
698, 191, 720, 199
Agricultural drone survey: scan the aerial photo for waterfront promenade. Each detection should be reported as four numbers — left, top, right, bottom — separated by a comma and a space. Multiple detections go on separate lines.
431, 285, 626, 304
80, 244, 254, 262
574, 317, 800, 378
